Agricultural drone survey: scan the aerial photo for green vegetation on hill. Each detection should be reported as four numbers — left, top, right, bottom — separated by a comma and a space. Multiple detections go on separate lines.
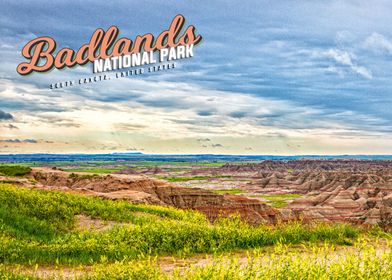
254, 193, 302, 208
162, 175, 211, 182
2, 241, 392, 279
64, 168, 121, 174
83, 244, 392, 279
0, 165, 31, 176
162, 175, 232, 182
212, 188, 244, 194
0, 183, 361, 269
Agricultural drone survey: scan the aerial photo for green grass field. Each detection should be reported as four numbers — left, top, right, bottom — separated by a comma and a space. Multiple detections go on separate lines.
3, 241, 392, 280
77, 241, 392, 279
0, 165, 31, 176
161, 175, 232, 182
212, 188, 244, 194
161, 175, 211, 182
64, 168, 122, 174
0, 181, 391, 279
252, 193, 302, 208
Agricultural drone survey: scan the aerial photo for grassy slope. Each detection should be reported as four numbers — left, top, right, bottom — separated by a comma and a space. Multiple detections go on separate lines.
1, 182, 391, 279
255, 194, 302, 208
0, 184, 361, 264
212, 188, 244, 194
3, 241, 392, 280
84, 242, 392, 280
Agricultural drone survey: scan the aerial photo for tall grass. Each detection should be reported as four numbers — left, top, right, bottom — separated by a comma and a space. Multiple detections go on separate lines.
2, 241, 392, 279
0, 183, 361, 266
85, 245, 392, 279
0, 183, 204, 240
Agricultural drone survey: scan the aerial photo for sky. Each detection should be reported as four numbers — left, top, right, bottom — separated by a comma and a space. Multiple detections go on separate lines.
1, 0, 392, 154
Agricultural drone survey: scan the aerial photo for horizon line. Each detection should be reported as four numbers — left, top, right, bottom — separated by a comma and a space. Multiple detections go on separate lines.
1, 152, 392, 157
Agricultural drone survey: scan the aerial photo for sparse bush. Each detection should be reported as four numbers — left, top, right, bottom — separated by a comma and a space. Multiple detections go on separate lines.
0, 165, 31, 176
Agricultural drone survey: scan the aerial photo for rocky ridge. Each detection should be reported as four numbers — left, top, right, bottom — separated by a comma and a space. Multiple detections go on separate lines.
217, 160, 392, 228
26, 168, 279, 224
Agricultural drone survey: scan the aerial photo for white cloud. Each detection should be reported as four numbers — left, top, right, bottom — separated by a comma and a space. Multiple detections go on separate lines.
324, 49, 372, 79
364, 32, 392, 54
335, 31, 356, 46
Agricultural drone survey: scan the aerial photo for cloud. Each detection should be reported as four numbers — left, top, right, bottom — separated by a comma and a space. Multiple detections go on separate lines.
229, 111, 247, 118
324, 49, 372, 79
197, 138, 211, 142
34, 114, 81, 128
197, 110, 215, 116
114, 123, 147, 131
364, 32, 392, 54
211, 143, 223, 147
3, 124, 18, 129
0, 110, 13, 120
2, 1, 392, 153
335, 30, 356, 46
0, 138, 37, 143
24, 139, 38, 143
0, 139, 21, 143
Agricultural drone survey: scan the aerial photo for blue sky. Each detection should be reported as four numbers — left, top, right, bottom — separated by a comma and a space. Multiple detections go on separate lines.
1, 0, 392, 154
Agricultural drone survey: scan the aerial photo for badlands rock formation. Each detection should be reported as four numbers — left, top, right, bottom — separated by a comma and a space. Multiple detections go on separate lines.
5, 160, 392, 228
218, 160, 392, 228
27, 168, 279, 224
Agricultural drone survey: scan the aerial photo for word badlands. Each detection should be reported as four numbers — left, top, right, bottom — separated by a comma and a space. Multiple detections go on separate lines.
94, 45, 193, 73
16, 15, 202, 75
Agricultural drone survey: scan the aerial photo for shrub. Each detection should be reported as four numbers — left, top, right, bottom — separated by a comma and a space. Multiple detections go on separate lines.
0, 165, 31, 176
